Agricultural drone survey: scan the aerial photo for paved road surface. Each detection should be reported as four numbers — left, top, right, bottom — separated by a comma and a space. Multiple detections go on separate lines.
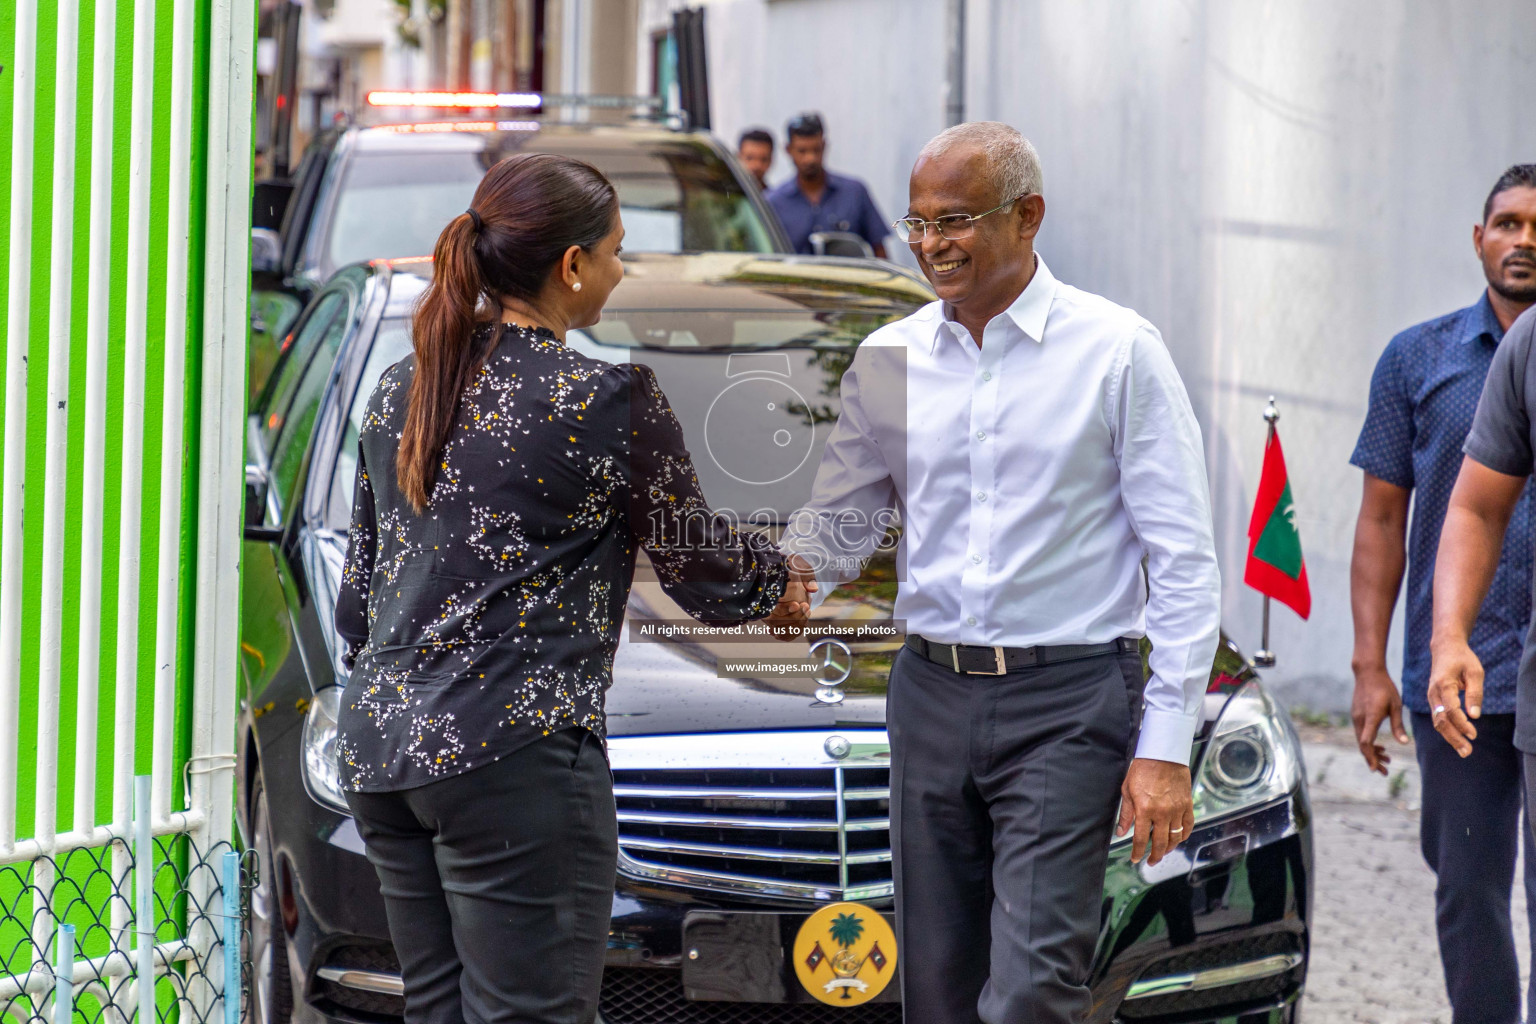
1297, 721, 1530, 1023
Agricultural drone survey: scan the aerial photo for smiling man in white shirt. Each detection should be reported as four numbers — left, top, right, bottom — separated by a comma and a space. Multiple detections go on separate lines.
774, 122, 1221, 1024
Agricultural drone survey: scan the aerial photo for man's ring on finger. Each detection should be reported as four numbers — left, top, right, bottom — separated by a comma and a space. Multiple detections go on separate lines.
1434, 705, 1447, 714
1169, 827, 1183, 834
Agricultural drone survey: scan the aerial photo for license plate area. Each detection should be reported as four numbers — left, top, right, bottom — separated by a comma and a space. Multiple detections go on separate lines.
681, 909, 900, 1004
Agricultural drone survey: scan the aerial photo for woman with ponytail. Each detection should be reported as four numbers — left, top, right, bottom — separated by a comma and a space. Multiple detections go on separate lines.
332, 153, 801, 1024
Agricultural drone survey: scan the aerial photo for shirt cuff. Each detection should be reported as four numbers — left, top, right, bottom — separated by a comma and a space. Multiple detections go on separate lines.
1134, 707, 1201, 765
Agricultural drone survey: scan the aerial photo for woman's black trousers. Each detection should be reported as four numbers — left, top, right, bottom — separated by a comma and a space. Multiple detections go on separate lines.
345, 727, 618, 1024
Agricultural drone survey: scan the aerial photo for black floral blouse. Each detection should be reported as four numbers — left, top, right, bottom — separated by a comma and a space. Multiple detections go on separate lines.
335, 322, 788, 792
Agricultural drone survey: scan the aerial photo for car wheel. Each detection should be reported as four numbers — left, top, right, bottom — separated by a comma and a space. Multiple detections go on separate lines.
248, 775, 294, 1024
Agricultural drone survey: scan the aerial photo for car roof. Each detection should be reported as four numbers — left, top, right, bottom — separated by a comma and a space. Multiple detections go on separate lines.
371, 252, 935, 323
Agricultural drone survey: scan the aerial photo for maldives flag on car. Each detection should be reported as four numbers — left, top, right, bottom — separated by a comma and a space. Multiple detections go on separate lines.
1245, 428, 1311, 619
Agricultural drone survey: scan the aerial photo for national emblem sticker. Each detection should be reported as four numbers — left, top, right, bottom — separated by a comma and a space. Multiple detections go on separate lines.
792, 902, 898, 1005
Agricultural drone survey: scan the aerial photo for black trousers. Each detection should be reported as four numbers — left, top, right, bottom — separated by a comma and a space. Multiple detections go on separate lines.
345, 728, 618, 1024
888, 644, 1144, 1024
1414, 711, 1536, 1024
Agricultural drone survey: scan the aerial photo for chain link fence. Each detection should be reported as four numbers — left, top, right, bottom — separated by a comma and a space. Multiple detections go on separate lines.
1, 792, 254, 1024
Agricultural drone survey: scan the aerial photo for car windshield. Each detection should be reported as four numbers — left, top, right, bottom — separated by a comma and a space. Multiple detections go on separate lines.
325, 137, 777, 271
325, 306, 900, 532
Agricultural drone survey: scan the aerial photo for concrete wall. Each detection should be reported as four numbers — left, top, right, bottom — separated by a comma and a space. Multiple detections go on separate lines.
639, 0, 1536, 712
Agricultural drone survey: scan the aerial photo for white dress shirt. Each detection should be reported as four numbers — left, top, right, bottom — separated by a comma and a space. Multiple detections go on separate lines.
782, 256, 1221, 764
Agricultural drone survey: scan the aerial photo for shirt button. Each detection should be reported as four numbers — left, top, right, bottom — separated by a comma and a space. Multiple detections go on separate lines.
971, 554, 982, 564
976, 491, 987, 502
966, 616, 977, 626
976, 430, 987, 440
981, 371, 993, 381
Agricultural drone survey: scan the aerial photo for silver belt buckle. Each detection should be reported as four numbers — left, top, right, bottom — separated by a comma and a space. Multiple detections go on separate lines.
951, 643, 1008, 675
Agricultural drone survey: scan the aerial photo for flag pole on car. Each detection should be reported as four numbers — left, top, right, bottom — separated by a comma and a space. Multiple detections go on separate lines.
1246, 397, 1311, 667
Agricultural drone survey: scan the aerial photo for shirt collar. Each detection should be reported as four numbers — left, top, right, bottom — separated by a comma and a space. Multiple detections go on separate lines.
797, 172, 842, 201
1464, 291, 1505, 345
930, 254, 1057, 354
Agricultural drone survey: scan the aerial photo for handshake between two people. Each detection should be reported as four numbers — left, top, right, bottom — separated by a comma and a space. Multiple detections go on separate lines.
765, 554, 819, 641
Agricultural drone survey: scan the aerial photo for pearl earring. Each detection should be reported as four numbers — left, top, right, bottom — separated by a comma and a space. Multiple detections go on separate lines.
572, 281, 582, 292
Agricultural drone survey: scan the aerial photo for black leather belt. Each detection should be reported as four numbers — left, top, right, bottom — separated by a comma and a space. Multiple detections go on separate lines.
904, 634, 1140, 675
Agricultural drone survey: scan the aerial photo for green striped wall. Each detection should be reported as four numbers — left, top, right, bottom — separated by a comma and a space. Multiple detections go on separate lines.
0, 0, 215, 848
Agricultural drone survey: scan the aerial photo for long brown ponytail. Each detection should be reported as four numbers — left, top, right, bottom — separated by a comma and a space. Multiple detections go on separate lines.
397, 153, 619, 512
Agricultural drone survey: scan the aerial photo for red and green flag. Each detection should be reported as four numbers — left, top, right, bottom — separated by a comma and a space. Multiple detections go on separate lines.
1245, 428, 1311, 619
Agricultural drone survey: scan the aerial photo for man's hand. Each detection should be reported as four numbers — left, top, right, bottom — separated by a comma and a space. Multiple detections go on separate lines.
1350, 664, 1407, 774
1116, 758, 1195, 866
1349, 473, 1410, 775
1427, 458, 1525, 756
767, 554, 819, 640
1427, 637, 1484, 757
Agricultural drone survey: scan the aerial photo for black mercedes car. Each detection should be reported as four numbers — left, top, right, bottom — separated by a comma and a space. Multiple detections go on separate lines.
238, 253, 1312, 1024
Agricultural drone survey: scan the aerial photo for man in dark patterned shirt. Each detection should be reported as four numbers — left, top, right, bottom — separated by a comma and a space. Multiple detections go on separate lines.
1350, 164, 1536, 1024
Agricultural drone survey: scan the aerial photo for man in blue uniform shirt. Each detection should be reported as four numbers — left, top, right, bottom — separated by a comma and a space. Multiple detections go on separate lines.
765, 113, 888, 257
1350, 164, 1536, 1024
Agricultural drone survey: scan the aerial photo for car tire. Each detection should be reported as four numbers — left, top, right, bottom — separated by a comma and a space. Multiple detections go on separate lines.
248, 775, 295, 1024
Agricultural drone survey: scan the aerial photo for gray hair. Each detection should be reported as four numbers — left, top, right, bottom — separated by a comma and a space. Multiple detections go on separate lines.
917, 121, 1043, 201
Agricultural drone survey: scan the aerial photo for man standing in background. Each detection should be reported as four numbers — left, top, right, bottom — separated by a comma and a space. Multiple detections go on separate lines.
765, 112, 888, 257
737, 127, 774, 190
1350, 165, 1536, 1024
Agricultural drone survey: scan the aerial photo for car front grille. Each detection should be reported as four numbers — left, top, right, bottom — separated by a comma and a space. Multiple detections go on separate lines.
608, 731, 894, 902
599, 967, 902, 1024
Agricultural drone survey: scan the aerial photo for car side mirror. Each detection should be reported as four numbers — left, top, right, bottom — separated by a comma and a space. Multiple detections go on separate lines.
244, 464, 283, 543
251, 228, 284, 278
808, 231, 874, 260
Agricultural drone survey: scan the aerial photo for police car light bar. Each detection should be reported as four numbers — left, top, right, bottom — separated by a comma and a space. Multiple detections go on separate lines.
366, 120, 540, 134
366, 90, 664, 111
367, 91, 541, 108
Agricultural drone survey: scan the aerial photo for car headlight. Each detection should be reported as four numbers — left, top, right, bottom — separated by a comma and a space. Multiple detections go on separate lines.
1191, 680, 1303, 823
301, 685, 351, 815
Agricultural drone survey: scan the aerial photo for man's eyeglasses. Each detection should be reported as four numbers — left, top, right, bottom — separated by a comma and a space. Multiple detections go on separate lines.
893, 194, 1029, 243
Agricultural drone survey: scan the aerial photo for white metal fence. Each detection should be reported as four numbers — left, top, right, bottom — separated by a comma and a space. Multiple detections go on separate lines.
0, 0, 253, 1018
